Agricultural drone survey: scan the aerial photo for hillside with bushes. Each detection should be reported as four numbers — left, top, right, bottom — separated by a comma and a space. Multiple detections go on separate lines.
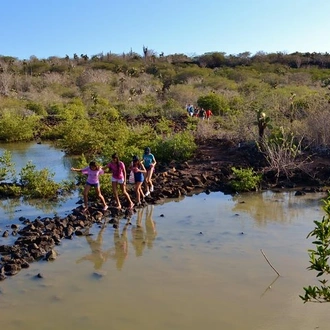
1, 49, 330, 171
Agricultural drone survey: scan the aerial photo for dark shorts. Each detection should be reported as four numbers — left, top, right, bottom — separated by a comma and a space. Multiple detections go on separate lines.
134, 172, 144, 183
86, 182, 99, 188
145, 166, 154, 174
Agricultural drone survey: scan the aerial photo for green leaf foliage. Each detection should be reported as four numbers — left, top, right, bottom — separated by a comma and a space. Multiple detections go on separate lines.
230, 167, 261, 192
0, 110, 40, 142
197, 93, 229, 116
301, 194, 330, 303
19, 162, 62, 198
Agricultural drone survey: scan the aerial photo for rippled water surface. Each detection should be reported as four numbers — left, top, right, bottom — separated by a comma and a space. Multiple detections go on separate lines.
1, 143, 330, 329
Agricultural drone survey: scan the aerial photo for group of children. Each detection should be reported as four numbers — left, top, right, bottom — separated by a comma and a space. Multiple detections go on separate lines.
71, 147, 157, 212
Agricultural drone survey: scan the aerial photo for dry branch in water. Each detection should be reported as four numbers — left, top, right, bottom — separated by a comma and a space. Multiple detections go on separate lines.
260, 249, 281, 276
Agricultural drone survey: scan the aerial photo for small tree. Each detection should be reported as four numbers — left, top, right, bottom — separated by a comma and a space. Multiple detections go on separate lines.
197, 93, 229, 116
0, 150, 16, 182
230, 167, 261, 192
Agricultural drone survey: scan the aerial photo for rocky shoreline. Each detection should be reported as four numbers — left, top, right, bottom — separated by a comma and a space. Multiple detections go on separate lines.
0, 164, 227, 281
1, 137, 330, 280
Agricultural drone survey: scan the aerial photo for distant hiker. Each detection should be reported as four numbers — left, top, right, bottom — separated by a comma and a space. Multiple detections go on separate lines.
142, 147, 157, 196
71, 161, 108, 212
104, 153, 134, 209
189, 104, 195, 117
131, 155, 147, 206
186, 103, 191, 116
205, 109, 213, 121
194, 107, 200, 117
200, 108, 206, 120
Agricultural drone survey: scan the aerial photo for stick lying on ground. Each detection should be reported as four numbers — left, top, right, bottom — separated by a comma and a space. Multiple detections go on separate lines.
260, 249, 281, 276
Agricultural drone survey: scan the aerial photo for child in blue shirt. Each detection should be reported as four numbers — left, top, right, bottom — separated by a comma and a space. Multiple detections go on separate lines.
142, 147, 156, 196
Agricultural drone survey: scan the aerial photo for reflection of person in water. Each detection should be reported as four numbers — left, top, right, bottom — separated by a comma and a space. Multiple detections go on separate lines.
110, 223, 129, 270
76, 225, 111, 270
145, 205, 157, 249
131, 208, 146, 257
131, 205, 157, 256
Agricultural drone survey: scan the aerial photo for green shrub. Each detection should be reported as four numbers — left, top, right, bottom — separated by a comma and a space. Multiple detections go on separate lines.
174, 67, 209, 84
0, 110, 40, 142
186, 116, 199, 131
0, 150, 16, 182
300, 194, 330, 303
230, 167, 261, 192
152, 131, 197, 163
88, 97, 119, 120
0, 184, 22, 197
155, 117, 173, 135
19, 161, 71, 198
160, 98, 186, 119
58, 118, 106, 155
197, 93, 230, 115
26, 101, 47, 116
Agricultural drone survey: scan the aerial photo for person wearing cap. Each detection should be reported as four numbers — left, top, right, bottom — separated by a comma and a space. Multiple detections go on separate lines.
131, 155, 147, 206
142, 147, 156, 196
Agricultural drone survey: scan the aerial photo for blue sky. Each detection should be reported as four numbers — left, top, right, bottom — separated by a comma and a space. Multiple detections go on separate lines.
1, 0, 330, 59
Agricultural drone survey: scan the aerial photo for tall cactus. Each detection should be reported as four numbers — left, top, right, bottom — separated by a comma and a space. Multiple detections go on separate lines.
256, 109, 272, 140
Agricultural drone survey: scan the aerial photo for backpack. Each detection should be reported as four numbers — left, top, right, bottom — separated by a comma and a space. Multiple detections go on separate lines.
128, 170, 135, 184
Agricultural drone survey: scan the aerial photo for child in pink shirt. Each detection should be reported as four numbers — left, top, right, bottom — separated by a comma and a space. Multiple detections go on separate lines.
104, 153, 134, 209
71, 161, 108, 211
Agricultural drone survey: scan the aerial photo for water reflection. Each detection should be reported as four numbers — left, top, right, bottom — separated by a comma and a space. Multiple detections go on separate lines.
0, 191, 329, 330
76, 222, 131, 271
111, 223, 129, 270
232, 190, 325, 225
0, 141, 75, 182
76, 206, 157, 271
145, 205, 157, 249
76, 225, 111, 270
260, 275, 281, 298
131, 205, 157, 257
0, 196, 74, 221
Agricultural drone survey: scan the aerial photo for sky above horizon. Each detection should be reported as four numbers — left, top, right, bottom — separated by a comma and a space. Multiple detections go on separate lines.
1, 0, 330, 60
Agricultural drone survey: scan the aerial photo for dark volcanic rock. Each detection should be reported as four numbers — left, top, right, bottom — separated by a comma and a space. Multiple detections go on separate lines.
1, 137, 329, 282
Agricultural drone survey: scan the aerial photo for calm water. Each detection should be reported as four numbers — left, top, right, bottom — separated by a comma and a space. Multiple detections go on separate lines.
0, 143, 330, 330
0, 141, 74, 182
0, 141, 78, 219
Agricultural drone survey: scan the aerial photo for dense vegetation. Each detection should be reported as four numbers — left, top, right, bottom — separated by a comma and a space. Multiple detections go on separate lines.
1, 49, 330, 183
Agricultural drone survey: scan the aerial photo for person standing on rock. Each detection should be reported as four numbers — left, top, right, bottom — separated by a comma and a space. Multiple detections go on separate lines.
131, 155, 147, 206
104, 153, 134, 210
71, 161, 108, 212
142, 147, 156, 196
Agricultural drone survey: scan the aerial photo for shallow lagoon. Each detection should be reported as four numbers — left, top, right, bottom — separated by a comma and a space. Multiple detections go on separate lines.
0, 143, 330, 330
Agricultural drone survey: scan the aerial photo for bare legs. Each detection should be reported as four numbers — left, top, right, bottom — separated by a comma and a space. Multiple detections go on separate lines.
112, 181, 134, 209
112, 181, 121, 208
134, 181, 144, 205
83, 185, 107, 211
144, 167, 154, 194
